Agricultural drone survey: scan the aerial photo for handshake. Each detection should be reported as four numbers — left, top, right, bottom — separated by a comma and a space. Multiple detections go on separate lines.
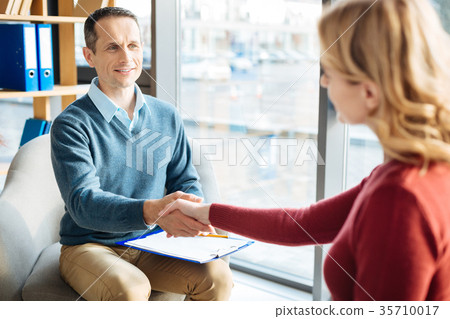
142, 191, 213, 238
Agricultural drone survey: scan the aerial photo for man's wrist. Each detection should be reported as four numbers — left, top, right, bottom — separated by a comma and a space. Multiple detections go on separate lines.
143, 200, 158, 225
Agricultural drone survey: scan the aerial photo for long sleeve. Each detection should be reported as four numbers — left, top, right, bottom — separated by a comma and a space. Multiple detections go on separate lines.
51, 118, 147, 233
209, 180, 365, 246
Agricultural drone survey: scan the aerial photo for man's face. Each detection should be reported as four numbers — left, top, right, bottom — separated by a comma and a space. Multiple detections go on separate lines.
83, 16, 143, 95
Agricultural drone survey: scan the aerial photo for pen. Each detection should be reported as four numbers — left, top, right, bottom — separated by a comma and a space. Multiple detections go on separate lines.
198, 233, 229, 238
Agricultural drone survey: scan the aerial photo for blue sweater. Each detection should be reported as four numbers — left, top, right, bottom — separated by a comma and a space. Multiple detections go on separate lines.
51, 94, 202, 245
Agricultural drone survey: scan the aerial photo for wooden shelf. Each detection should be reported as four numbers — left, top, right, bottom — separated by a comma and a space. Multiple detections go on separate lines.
0, 85, 89, 98
0, 14, 86, 23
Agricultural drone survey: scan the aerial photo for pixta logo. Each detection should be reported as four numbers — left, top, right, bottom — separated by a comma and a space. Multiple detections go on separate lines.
190, 137, 325, 167
126, 128, 172, 176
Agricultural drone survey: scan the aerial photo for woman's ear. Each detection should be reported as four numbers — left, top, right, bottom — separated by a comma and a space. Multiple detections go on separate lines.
363, 81, 380, 112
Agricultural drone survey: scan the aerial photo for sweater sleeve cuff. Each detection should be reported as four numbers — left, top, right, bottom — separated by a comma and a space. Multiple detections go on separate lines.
210, 203, 235, 231
126, 199, 149, 230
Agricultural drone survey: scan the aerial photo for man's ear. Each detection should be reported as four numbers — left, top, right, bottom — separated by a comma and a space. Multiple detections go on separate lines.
362, 81, 380, 112
82, 47, 95, 68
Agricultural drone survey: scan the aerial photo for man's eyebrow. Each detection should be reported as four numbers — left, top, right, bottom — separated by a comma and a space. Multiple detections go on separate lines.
103, 41, 119, 47
103, 40, 140, 46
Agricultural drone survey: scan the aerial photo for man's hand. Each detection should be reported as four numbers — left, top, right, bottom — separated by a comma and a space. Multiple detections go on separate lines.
143, 191, 213, 237
160, 199, 211, 226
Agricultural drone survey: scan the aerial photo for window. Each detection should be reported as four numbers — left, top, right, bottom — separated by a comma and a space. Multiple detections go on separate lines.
433, 0, 450, 33
345, 125, 383, 190
179, 0, 323, 289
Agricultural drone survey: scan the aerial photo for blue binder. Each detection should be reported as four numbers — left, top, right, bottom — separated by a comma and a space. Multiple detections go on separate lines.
19, 118, 47, 147
35, 24, 54, 91
0, 23, 39, 92
43, 120, 52, 134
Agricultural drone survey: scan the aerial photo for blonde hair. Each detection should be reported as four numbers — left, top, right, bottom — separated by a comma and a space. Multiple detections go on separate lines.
319, 0, 450, 169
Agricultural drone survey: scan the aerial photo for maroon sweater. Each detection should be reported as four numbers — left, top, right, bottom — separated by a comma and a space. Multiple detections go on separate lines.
210, 160, 450, 300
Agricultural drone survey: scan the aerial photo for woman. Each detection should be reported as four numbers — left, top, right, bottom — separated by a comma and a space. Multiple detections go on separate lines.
164, 0, 450, 300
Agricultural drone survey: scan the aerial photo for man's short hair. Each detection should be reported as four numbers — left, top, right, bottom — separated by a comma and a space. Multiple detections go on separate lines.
84, 7, 140, 53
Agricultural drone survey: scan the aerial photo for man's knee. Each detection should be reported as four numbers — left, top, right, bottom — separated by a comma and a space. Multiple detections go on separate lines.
112, 283, 151, 301
108, 273, 152, 301
210, 261, 234, 299
190, 260, 233, 301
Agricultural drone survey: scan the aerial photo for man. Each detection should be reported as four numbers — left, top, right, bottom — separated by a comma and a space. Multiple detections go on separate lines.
50, 7, 232, 301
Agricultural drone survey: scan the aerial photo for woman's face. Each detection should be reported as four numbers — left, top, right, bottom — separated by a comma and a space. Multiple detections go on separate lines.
320, 66, 378, 125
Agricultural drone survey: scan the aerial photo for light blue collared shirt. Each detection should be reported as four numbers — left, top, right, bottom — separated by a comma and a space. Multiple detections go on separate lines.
87, 77, 148, 131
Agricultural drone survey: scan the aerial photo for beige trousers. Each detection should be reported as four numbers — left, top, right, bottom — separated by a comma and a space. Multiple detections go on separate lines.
60, 243, 233, 301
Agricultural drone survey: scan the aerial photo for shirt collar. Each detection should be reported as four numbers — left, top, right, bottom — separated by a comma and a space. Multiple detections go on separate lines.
134, 85, 145, 116
87, 77, 148, 123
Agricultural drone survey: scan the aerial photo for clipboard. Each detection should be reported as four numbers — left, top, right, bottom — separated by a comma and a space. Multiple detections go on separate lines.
117, 229, 254, 264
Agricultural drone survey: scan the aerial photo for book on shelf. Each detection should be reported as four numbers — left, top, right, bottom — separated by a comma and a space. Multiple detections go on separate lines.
9, 0, 22, 15
0, 0, 15, 14
19, 0, 32, 15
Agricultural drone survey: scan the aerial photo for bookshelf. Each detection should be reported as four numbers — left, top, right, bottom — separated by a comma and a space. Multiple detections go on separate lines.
0, 13, 85, 23
0, 0, 115, 120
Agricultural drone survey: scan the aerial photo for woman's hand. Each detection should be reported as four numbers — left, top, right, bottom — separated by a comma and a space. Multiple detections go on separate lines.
143, 191, 212, 237
159, 199, 213, 237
